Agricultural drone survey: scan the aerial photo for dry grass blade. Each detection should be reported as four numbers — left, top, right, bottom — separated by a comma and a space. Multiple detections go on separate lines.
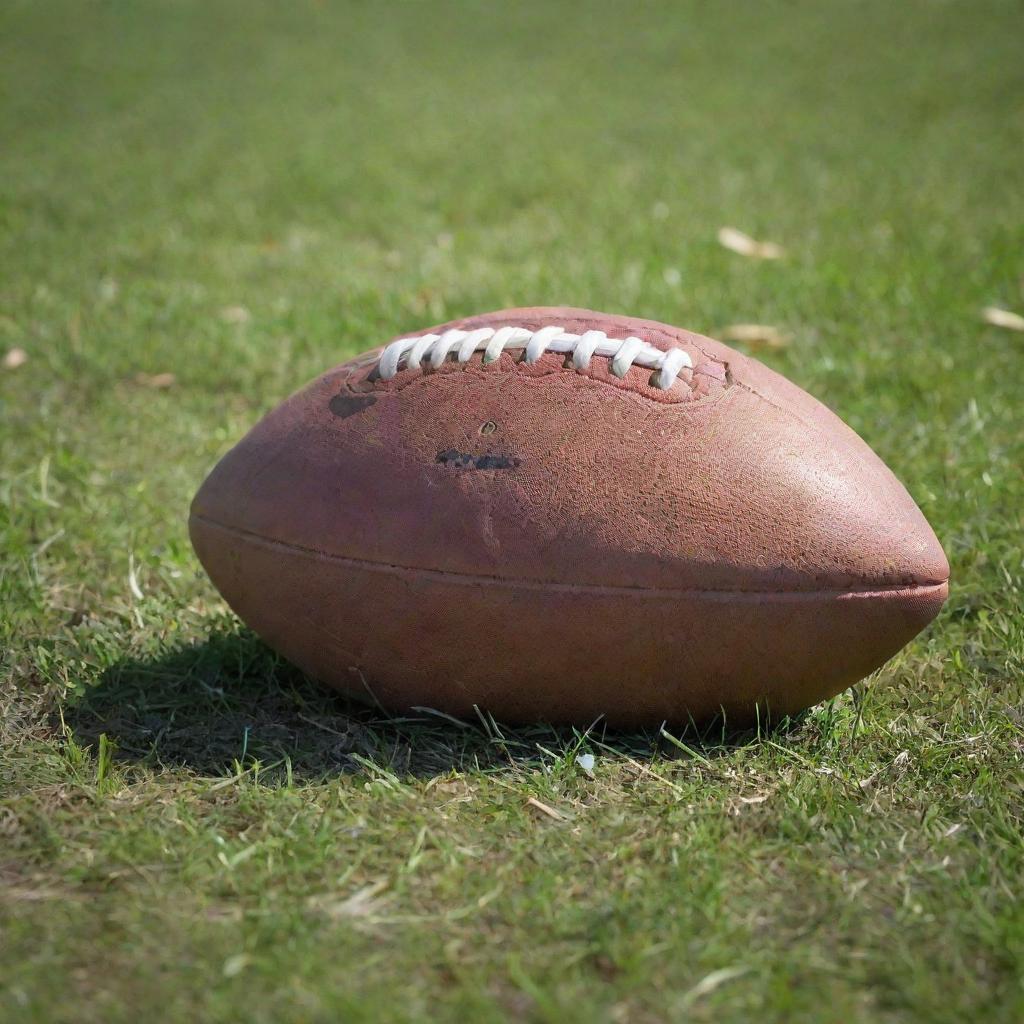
719, 324, 790, 350
312, 879, 390, 919
591, 737, 687, 795
982, 306, 1024, 331
718, 226, 786, 260
679, 966, 751, 1009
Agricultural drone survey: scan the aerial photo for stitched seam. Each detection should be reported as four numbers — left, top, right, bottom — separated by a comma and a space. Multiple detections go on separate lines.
351, 314, 732, 406
192, 514, 948, 597
379, 324, 690, 385
345, 361, 728, 412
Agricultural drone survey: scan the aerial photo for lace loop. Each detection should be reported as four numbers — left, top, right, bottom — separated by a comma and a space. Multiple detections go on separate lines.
377, 324, 693, 390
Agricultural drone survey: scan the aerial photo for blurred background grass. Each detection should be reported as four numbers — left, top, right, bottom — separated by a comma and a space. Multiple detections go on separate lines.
1, 2, 1022, 1022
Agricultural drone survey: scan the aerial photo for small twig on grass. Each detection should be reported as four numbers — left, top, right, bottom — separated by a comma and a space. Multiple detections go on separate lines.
526, 795, 565, 821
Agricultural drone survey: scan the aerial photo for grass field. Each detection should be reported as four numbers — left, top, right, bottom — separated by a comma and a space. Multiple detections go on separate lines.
2, 1, 1023, 1020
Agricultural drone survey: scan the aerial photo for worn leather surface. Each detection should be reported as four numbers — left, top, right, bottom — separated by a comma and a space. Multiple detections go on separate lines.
190, 307, 949, 724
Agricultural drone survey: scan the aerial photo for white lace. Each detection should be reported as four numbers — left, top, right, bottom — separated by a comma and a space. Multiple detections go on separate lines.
376, 325, 693, 390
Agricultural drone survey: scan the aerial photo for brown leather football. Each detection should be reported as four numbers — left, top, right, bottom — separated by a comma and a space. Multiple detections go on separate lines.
190, 307, 948, 727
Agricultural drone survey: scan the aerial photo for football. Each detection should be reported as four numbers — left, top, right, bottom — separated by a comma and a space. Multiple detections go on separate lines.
190, 307, 948, 727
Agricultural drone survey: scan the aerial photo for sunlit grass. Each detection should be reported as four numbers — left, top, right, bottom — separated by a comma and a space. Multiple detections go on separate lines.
1, 1, 1022, 1021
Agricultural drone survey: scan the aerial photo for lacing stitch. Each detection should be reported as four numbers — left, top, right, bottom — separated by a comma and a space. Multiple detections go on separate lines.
376, 325, 693, 391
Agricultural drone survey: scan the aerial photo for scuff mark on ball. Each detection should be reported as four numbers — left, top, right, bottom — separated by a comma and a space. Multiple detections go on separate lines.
436, 449, 520, 471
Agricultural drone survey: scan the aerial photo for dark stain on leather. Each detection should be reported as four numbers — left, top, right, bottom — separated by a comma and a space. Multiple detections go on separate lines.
437, 449, 520, 471
329, 393, 377, 418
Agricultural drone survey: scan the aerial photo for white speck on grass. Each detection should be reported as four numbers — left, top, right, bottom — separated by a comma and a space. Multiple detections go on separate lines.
577, 753, 595, 777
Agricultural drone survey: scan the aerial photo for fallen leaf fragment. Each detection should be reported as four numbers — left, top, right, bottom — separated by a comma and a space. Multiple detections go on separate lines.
718, 226, 785, 260
220, 305, 252, 324
719, 324, 789, 350
3, 347, 28, 369
982, 306, 1024, 332
222, 953, 251, 978
526, 796, 565, 821
134, 372, 176, 389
